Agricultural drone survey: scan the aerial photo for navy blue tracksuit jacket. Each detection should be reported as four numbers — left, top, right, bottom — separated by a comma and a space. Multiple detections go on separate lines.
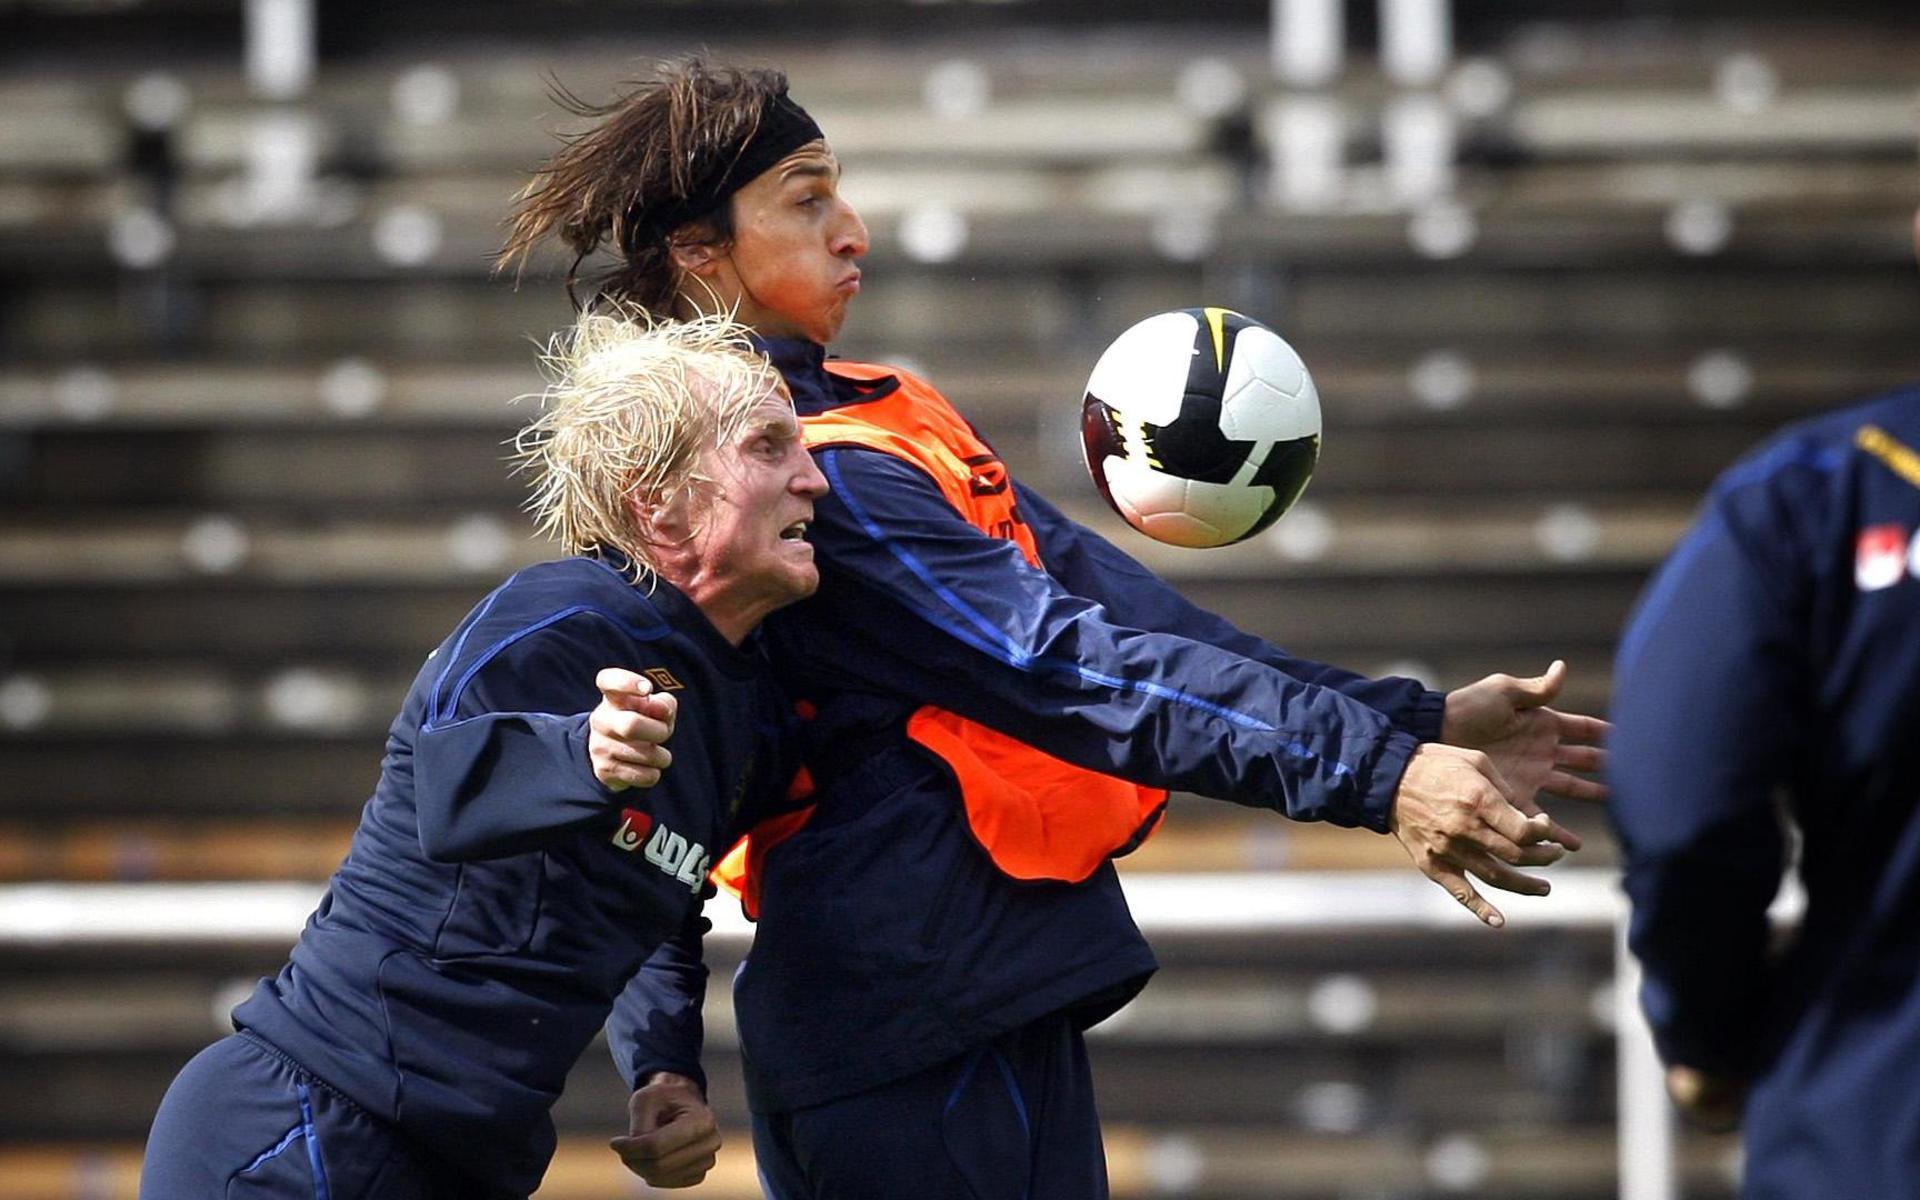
620, 340, 1447, 1114
232, 556, 793, 1195
1610, 387, 1920, 1197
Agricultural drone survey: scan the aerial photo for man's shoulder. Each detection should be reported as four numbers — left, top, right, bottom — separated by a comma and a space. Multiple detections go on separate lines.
453, 558, 679, 655
1848, 383, 1920, 444
1718, 385, 1920, 497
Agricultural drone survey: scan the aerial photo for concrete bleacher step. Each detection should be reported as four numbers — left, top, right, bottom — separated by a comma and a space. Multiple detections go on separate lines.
3, 350, 1913, 431
13, 264, 1918, 360
8, 194, 1918, 284
0, 783, 1616, 883
0, 1125, 1746, 1200
0, 496, 1696, 579
0, 570, 1644, 678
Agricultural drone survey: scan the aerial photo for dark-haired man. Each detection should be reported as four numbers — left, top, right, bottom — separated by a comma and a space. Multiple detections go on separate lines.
506, 59, 1606, 1198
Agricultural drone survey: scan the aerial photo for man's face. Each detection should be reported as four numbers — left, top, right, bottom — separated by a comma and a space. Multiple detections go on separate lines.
692, 141, 869, 344
654, 387, 829, 636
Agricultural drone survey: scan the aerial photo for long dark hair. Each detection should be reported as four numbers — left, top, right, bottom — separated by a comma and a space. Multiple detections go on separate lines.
497, 58, 789, 312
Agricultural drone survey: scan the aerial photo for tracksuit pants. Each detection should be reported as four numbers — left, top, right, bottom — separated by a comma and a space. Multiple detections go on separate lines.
751, 1011, 1109, 1200
139, 1032, 477, 1200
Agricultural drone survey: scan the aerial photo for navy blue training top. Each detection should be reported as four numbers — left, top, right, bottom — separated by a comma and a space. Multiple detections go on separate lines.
233, 555, 793, 1197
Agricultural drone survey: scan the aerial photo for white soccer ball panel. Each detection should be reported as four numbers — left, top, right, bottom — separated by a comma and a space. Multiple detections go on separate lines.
1137, 509, 1232, 549
1101, 456, 1272, 549
1101, 455, 1190, 517
1178, 476, 1275, 544
1084, 311, 1202, 426
1219, 328, 1320, 443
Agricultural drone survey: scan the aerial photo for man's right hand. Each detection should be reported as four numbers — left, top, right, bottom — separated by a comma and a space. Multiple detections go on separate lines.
589, 668, 679, 791
1389, 743, 1567, 927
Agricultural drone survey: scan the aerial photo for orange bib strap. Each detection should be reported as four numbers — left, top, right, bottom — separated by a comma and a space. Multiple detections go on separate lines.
808, 364, 1041, 567
792, 362, 1169, 884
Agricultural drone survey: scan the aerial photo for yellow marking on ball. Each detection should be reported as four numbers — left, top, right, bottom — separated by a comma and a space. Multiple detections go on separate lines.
1202, 307, 1235, 372
1131, 417, 1163, 469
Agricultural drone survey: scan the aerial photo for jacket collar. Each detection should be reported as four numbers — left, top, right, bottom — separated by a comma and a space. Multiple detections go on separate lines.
756, 336, 898, 415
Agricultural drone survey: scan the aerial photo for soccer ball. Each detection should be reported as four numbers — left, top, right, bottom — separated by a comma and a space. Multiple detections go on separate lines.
1080, 307, 1321, 548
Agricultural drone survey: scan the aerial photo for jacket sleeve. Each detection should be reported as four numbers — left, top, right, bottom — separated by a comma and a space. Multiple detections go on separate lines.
411, 598, 670, 863
1013, 480, 1447, 740
796, 448, 1423, 831
1608, 489, 1798, 1075
607, 903, 710, 1093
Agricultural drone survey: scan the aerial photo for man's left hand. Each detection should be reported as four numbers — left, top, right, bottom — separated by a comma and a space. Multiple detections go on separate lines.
610, 1071, 721, 1188
1442, 660, 1609, 848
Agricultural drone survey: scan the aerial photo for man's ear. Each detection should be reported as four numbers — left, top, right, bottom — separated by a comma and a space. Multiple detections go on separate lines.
668, 222, 729, 277
627, 490, 665, 545
669, 241, 716, 275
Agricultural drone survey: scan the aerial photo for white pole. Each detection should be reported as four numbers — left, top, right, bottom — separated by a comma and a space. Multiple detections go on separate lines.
241, 0, 317, 223
1382, 92, 1456, 202
246, 0, 315, 100
1379, 0, 1452, 88
1616, 917, 1677, 1200
1270, 95, 1345, 212
1272, 0, 1344, 88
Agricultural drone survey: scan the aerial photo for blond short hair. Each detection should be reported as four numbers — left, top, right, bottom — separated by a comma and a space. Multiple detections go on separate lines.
515, 306, 784, 577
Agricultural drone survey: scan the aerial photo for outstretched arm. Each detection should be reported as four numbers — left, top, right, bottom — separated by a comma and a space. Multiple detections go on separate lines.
1014, 480, 1446, 739
785, 448, 1564, 919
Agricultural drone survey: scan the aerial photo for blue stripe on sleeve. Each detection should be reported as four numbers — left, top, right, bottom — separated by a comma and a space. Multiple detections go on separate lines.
428, 575, 515, 726
425, 604, 672, 732
820, 450, 1281, 736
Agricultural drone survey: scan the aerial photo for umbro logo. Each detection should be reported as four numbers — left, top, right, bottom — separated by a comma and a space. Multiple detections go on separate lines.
642, 667, 685, 692
610, 808, 710, 893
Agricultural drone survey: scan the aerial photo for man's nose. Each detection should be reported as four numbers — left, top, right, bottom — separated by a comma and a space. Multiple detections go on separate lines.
796, 455, 830, 497
833, 204, 869, 258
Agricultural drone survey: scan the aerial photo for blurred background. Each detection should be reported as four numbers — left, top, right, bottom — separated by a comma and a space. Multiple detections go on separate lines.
1, 0, 1916, 1196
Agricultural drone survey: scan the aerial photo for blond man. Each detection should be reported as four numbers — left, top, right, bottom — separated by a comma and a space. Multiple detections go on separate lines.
140, 311, 825, 1199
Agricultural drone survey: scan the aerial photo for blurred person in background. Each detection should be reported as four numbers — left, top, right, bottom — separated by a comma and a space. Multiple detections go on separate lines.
139, 311, 824, 1198
502, 58, 1607, 1199
1607, 205, 1920, 1197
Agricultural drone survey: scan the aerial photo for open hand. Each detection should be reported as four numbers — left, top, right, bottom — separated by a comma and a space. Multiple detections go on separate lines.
1442, 660, 1608, 846
1390, 742, 1568, 927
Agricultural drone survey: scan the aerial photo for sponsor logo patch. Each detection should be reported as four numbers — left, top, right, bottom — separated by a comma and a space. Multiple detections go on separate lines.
1855, 524, 1908, 592
610, 808, 709, 892
610, 807, 654, 852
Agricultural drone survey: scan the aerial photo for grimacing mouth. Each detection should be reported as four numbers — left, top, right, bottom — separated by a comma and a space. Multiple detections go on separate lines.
778, 520, 809, 541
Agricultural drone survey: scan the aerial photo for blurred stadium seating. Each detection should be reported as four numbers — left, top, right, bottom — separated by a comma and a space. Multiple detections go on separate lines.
1, 0, 1915, 1195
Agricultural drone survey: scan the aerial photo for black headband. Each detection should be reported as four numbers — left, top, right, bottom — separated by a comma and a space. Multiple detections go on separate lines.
632, 89, 823, 245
